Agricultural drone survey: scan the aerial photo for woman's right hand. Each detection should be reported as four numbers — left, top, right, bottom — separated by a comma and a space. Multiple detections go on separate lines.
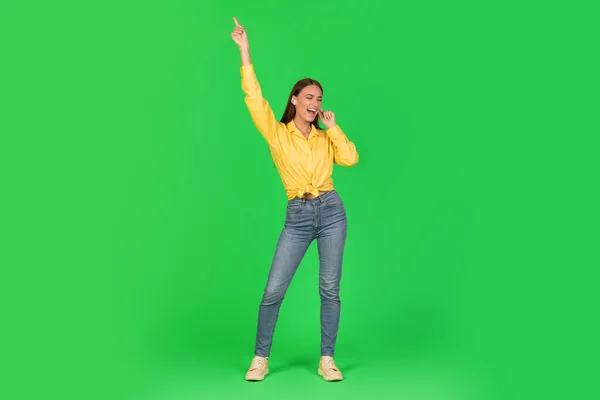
231, 17, 248, 49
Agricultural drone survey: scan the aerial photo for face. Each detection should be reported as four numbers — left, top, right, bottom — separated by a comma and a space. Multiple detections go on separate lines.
292, 85, 322, 123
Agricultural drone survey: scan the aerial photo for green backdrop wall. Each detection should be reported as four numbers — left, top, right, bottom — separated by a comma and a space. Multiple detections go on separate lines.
2, 1, 597, 399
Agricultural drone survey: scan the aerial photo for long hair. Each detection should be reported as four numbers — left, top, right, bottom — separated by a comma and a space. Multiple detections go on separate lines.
280, 78, 324, 130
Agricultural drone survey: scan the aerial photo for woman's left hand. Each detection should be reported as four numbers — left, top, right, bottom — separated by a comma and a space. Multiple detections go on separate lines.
319, 109, 337, 129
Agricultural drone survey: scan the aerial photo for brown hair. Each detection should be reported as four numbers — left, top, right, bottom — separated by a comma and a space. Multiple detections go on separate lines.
280, 78, 324, 130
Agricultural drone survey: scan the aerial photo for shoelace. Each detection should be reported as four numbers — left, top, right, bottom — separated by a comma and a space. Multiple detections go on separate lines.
250, 357, 264, 371
322, 357, 339, 371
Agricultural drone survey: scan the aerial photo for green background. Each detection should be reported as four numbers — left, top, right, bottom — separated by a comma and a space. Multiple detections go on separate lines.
2, 0, 598, 399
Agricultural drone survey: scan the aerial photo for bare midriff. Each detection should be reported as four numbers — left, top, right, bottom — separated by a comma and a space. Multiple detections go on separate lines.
301, 191, 329, 200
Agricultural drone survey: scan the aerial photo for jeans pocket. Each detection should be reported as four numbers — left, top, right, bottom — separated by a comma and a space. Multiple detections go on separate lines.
324, 201, 344, 208
324, 193, 344, 208
286, 201, 302, 215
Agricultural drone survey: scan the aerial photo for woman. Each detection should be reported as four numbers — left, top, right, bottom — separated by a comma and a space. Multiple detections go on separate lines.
231, 16, 359, 382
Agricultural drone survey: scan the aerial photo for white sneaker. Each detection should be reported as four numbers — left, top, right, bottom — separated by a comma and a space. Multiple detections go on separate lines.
245, 356, 269, 381
318, 356, 343, 381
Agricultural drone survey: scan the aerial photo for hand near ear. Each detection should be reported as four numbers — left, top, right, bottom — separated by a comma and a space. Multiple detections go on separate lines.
318, 109, 336, 128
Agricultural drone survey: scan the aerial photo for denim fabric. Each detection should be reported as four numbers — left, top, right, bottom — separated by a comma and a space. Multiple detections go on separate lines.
254, 190, 348, 357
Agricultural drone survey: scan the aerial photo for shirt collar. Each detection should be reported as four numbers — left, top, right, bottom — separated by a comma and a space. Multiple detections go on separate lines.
286, 120, 322, 138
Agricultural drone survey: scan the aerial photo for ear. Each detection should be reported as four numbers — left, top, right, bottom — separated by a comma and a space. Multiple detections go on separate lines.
291, 97, 296, 105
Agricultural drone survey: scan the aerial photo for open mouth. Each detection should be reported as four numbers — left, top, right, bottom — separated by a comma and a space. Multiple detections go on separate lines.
307, 108, 317, 118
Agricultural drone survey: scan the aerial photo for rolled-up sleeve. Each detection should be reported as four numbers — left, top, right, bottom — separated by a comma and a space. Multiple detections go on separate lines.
241, 64, 279, 145
326, 125, 359, 166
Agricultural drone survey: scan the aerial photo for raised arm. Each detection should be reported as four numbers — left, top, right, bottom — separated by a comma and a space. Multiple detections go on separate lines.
231, 17, 279, 145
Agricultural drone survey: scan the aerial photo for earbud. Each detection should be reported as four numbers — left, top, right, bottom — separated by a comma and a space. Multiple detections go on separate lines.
292, 99, 296, 105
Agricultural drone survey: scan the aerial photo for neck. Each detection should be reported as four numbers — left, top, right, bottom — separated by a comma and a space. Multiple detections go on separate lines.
293, 117, 311, 135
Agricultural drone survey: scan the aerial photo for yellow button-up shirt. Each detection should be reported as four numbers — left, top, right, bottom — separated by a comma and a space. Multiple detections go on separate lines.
240, 64, 359, 200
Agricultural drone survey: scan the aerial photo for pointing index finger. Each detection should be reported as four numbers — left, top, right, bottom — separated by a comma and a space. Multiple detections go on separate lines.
233, 16, 240, 26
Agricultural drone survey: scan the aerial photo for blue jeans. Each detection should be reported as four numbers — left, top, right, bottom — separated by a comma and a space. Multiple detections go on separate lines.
254, 190, 348, 358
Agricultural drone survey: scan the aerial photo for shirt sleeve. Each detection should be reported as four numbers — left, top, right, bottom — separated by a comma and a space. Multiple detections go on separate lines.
240, 64, 280, 145
326, 125, 359, 166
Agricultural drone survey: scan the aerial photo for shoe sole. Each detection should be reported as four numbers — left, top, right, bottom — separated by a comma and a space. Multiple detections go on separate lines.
245, 368, 269, 381
318, 368, 343, 381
